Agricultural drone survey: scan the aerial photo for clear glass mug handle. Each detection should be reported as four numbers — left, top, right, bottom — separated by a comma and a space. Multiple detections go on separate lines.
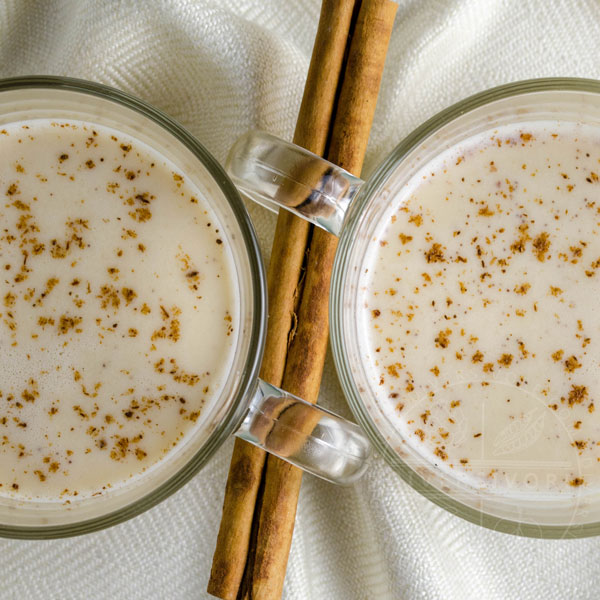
228, 132, 371, 484
226, 131, 365, 237
236, 379, 370, 485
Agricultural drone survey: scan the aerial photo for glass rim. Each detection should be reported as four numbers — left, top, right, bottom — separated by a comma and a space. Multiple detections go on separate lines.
331, 77, 600, 539
0, 75, 267, 539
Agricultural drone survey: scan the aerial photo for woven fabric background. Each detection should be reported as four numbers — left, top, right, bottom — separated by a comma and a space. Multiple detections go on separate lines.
2, 1, 600, 598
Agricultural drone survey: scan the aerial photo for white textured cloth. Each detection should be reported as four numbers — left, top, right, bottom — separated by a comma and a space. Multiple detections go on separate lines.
2, 1, 600, 598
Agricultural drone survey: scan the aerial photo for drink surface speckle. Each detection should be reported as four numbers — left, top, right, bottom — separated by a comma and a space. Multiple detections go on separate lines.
0, 120, 238, 500
359, 122, 600, 496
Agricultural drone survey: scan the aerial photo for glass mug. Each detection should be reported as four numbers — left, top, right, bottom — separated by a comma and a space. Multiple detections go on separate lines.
228, 78, 600, 538
0, 76, 371, 539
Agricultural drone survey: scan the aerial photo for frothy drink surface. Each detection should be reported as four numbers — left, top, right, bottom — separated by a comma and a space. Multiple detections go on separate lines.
360, 121, 600, 496
0, 120, 238, 500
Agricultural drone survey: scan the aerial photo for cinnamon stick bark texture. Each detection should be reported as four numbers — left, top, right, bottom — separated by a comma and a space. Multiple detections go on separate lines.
241, 2, 398, 599
208, 2, 357, 598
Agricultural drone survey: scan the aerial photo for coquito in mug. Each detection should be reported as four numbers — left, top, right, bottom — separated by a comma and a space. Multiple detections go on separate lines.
228, 78, 600, 538
0, 77, 370, 539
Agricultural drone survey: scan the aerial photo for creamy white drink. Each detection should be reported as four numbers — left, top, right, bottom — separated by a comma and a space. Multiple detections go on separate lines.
0, 120, 238, 500
359, 121, 600, 496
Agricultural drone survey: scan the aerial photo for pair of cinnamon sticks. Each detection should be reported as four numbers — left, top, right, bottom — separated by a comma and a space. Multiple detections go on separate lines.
208, 1, 398, 598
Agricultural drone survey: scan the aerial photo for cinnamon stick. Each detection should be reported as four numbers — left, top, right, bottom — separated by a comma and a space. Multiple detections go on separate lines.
208, 2, 357, 598
240, 2, 398, 598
